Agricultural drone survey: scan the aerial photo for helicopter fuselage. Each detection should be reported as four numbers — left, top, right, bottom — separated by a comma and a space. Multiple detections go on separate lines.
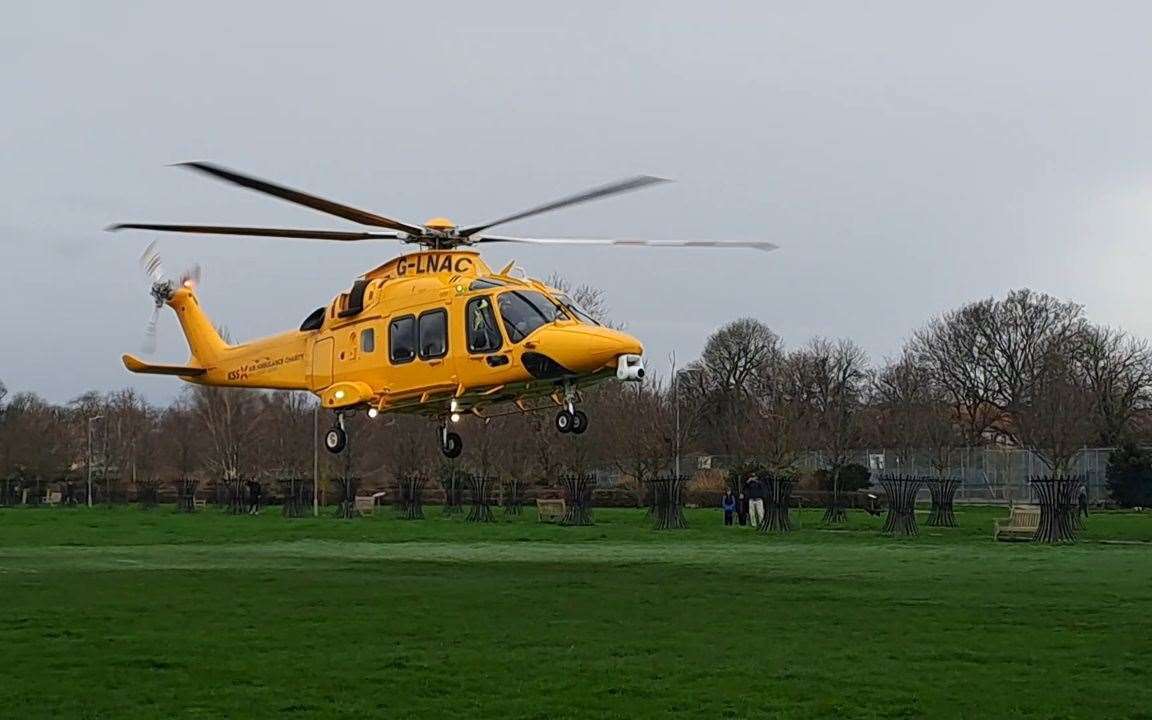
125, 250, 645, 421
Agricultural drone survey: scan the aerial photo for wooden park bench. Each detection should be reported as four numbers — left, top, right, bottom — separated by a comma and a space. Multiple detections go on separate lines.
536, 498, 566, 523
354, 496, 375, 515
994, 504, 1040, 541
43, 491, 62, 506
193, 498, 207, 511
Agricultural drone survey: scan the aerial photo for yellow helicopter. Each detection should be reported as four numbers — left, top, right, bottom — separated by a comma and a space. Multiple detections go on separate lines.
109, 163, 776, 457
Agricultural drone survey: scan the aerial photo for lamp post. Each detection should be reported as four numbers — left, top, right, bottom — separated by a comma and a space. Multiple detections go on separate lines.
87, 415, 103, 508
312, 402, 319, 517
670, 351, 680, 479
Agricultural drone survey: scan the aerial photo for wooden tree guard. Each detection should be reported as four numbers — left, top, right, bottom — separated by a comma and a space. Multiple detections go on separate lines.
647, 476, 688, 530
135, 479, 160, 509
559, 474, 595, 526
758, 475, 794, 534
822, 476, 848, 524
501, 477, 524, 516
925, 477, 961, 527
397, 473, 428, 520
278, 478, 309, 518
466, 474, 496, 523
332, 476, 361, 519
879, 474, 924, 537
176, 478, 198, 512
440, 468, 466, 516
1030, 475, 1081, 544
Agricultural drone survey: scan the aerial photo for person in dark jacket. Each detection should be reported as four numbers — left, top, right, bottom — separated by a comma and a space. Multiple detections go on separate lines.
247, 480, 263, 515
737, 490, 749, 526
722, 489, 736, 526
1078, 486, 1089, 518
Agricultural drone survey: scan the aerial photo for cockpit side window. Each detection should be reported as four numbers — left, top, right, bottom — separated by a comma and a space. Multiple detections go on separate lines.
497, 290, 564, 342
467, 296, 503, 353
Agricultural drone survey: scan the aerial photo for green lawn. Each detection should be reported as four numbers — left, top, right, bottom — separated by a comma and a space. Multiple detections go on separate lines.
1, 505, 1150, 719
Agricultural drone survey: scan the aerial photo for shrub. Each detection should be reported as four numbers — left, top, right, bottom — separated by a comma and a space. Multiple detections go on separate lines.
1106, 443, 1152, 508
813, 463, 872, 494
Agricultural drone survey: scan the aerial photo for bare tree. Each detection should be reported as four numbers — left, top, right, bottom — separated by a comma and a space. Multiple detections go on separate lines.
188, 385, 263, 482
872, 352, 962, 476
1077, 325, 1152, 445
1013, 347, 1097, 475
680, 318, 782, 461
912, 289, 1086, 445
546, 273, 611, 325
601, 380, 676, 503
794, 338, 870, 522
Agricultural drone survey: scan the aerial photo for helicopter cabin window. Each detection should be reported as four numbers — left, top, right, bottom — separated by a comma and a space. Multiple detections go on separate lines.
418, 309, 448, 359
466, 296, 503, 353
497, 290, 566, 342
360, 327, 376, 353
389, 315, 415, 364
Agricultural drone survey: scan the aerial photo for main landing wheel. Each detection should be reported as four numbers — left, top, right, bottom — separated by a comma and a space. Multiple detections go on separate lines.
555, 410, 573, 433
324, 426, 347, 454
570, 410, 589, 435
441, 431, 463, 459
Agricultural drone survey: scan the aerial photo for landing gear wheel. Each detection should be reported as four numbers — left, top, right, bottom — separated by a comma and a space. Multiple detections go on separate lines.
555, 409, 573, 434
441, 431, 463, 459
570, 410, 589, 435
324, 427, 347, 454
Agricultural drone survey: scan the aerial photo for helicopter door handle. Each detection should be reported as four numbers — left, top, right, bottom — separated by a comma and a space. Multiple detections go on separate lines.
486, 355, 510, 367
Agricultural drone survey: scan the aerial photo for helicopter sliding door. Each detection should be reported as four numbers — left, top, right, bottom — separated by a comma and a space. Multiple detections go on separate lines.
310, 337, 334, 389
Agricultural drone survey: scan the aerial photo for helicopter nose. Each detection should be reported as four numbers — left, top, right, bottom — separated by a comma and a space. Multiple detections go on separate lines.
522, 326, 643, 378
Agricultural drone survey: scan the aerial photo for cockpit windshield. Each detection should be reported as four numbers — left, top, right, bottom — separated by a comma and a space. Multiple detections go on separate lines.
497, 290, 568, 342
555, 292, 601, 326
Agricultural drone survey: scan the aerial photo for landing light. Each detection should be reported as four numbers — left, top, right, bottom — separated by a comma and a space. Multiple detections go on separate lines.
334, 390, 345, 400
367, 408, 379, 419
450, 413, 461, 423
450, 399, 459, 412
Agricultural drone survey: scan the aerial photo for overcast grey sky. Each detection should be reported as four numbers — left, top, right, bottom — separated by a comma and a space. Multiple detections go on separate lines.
4, 2, 1152, 403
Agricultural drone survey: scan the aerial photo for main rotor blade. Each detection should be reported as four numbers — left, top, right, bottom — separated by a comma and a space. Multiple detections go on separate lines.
474, 235, 779, 252
108, 224, 404, 242
178, 162, 424, 235
459, 175, 670, 237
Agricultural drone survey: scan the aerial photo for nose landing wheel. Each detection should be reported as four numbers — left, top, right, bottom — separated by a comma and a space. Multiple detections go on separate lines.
325, 413, 348, 454
439, 425, 463, 458
555, 409, 589, 435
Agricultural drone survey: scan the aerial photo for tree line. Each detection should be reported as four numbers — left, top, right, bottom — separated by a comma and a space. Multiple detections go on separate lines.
3, 287, 1152, 504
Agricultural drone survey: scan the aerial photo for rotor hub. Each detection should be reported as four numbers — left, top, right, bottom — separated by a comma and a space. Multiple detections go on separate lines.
423, 217, 456, 233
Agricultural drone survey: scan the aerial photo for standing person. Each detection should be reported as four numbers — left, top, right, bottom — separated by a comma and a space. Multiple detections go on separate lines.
1078, 485, 1089, 518
247, 479, 262, 515
722, 489, 737, 526
737, 488, 749, 526
746, 474, 765, 527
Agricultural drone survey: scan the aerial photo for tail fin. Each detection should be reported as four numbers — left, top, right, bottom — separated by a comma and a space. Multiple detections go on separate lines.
167, 287, 229, 365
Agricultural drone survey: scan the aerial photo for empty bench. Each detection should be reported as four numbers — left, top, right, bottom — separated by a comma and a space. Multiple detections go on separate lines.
536, 498, 566, 523
994, 505, 1040, 541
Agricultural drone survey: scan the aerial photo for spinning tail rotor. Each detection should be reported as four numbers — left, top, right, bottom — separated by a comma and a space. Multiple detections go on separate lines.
138, 241, 203, 355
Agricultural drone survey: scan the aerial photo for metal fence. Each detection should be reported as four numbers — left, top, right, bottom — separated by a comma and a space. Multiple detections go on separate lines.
689, 447, 1115, 504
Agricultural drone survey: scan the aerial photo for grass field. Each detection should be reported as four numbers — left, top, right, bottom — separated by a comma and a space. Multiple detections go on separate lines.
2, 504, 1150, 719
